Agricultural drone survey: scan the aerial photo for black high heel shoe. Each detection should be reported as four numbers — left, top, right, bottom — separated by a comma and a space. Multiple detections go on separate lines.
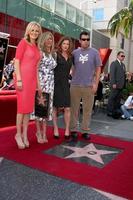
71, 131, 78, 140
64, 135, 70, 139
54, 134, 60, 139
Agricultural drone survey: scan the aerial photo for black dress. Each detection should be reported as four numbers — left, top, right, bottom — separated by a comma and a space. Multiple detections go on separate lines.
53, 53, 72, 107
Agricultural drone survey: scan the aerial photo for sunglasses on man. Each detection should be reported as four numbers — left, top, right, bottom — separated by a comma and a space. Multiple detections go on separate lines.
81, 38, 90, 41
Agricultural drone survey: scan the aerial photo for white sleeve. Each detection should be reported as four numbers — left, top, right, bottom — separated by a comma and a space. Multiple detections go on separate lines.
124, 96, 132, 107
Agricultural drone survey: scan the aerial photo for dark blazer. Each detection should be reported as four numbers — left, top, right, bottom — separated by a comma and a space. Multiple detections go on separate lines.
110, 59, 126, 89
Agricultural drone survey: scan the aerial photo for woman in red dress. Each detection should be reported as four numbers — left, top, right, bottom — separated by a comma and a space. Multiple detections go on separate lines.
14, 21, 42, 149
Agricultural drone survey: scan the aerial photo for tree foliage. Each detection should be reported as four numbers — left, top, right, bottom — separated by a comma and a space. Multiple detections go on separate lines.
107, 0, 133, 38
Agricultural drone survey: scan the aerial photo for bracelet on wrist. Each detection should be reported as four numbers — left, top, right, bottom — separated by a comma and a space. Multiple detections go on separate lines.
17, 80, 22, 82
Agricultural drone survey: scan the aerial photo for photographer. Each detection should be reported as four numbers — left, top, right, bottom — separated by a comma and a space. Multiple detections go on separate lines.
121, 92, 133, 120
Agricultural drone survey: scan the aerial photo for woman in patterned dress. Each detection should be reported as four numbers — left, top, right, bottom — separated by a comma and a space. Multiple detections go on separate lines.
14, 21, 42, 149
53, 36, 73, 139
35, 32, 57, 143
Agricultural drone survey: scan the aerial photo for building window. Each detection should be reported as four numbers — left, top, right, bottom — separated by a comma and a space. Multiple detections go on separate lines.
55, 0, 66, 17
124, 0, 128, 7
76, 9, 84, 27
93, 8, 104, 21
120, 37, 124, 49
42, 0, 55, 11
84, 14, 91, 30
66, 3, 76, 23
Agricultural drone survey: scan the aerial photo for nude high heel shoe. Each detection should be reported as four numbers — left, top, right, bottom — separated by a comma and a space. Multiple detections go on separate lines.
15, 134, 25, 149
23, 138, 30, 148
42, 134, 48, 143
36, 132, 44, 144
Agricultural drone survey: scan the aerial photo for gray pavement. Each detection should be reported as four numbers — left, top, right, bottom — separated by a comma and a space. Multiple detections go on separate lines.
0, 159, 110, 200
56, 108, 133, 141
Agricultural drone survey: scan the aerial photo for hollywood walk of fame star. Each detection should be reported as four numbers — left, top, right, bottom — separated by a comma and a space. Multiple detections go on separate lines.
37, 96, 46, 106
63, 143, 118, 164
0, 45, 5, 53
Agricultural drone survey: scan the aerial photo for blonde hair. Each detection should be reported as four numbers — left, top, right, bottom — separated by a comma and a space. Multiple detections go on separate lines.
24, 21, 42, 43
38, 31, 55, 56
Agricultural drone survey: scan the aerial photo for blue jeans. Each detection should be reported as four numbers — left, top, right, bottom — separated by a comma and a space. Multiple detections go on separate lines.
121, 105, 133, 119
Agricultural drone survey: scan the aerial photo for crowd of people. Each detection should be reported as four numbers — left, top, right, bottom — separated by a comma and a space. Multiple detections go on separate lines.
0, 59, 15, 90
1, 21, 133, 149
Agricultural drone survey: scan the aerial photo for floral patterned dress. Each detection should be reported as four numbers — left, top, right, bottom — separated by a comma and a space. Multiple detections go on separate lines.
38, 52, 57, 121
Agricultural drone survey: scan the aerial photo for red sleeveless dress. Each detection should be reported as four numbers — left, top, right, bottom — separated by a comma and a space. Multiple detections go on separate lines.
15, 39, 40, 113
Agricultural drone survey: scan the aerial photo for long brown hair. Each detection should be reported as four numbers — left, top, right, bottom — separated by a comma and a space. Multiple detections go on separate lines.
57, 36, 73, 58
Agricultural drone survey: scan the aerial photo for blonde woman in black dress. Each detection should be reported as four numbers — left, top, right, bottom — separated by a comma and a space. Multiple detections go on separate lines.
53, 36, 73, 139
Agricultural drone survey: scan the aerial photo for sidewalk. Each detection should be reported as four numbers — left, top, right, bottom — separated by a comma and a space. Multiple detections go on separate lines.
57, 109, 133, 141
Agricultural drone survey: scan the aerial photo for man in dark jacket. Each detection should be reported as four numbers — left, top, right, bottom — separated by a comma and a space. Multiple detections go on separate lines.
107, 51, 126, 117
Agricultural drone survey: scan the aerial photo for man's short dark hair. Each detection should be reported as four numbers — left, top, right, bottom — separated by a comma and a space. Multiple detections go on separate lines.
117, 51, 124, 56
79, 31, 90, 39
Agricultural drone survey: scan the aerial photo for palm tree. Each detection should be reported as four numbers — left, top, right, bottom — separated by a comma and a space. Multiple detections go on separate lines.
107, 0, 133, 70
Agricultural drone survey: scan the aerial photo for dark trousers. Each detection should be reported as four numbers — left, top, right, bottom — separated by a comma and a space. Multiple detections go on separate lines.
107, 88, 122, 114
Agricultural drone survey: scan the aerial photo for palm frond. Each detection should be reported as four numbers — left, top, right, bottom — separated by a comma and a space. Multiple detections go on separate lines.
107, 6, 133, 38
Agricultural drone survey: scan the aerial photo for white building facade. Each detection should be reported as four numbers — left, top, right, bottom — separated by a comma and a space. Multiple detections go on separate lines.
66, 0, 132, 72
